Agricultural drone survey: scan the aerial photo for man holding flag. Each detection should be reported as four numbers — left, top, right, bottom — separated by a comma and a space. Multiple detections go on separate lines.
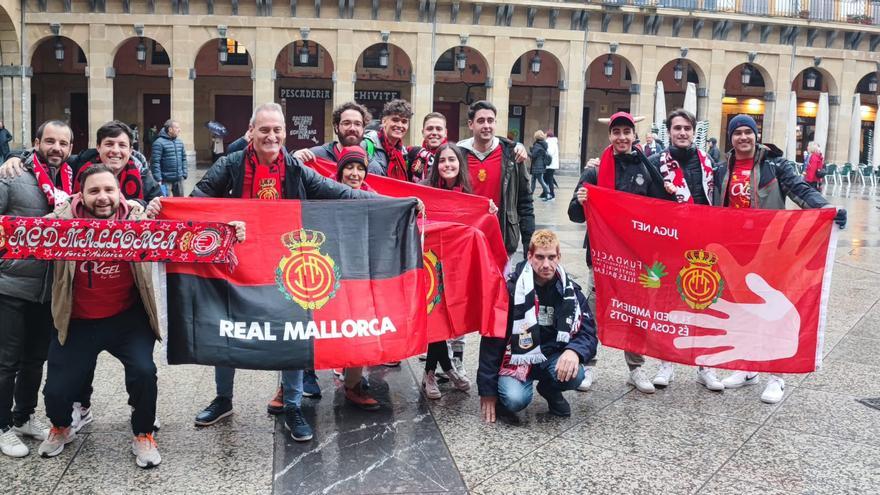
0, 120, 72, 458
189, 103, 376, 441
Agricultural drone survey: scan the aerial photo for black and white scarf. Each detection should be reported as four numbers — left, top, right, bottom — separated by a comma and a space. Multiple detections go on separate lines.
499, 264, 581, 381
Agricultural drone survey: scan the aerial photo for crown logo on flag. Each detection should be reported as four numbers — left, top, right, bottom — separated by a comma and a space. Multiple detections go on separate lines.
281, 229, 326, 251
684, 249, 717, 267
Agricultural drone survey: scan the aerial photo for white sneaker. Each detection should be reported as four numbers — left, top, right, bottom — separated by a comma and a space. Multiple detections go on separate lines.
652, 362, 675, 387
12, 416, 49, 441
0, 427, 29, 458
131, 433, 162, 468
627, 367, 656, 394
38, 426, 75, 458
422, 371, 442, 399
576, 367, 596, 391
446, 368, 471, 392
761, 376, 785, 404
696, 368, 725, 391
71, 402, 93, 433
451, 357, 467, 378
721, 371, 759, 389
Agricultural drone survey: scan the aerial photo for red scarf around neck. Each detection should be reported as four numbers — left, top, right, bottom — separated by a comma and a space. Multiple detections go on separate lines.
596, 145, 617, 189
379, 129, 408, 181
74, 160, 144, 200
242, 143, 285, 200
33, 154, 73, 206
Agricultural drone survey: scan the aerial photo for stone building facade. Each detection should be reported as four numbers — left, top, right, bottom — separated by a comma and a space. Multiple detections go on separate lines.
1, 0, 879, 168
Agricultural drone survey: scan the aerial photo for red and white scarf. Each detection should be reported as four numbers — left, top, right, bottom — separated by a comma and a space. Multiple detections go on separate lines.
33, 154, 73, 206
379, 129, 408, 181
242, 144, 285, 200
658, 148, 714, 204
74, 160, 144, 200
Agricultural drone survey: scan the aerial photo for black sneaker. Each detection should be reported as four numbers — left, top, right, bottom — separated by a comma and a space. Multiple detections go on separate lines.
284, 407, 313, 442
536, 381, 571, 417
194, 397, 233, 426
302, 370, 322, 398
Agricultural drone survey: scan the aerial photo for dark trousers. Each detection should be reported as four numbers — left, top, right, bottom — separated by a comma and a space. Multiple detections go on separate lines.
0, 294, 53, 429
544, 169, 556, 196
43, 304, 158, 435
530, 173, 550, 196
164, 180, 184, 197
425, 341, 453, 373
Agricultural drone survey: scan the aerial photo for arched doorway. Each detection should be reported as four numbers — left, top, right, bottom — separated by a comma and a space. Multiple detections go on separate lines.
509, 49, 562, 146
31, 36, 88, 152
721, 62, 772, 153
193, 38, 252, 164
432, 46, 489, 142
582, 53, 636, 162
856, 72, 879, 164
655, 58, 703, 119
354, 43, 412, 133
790, 67, 837, 161
274, 40, 334, 150
112, 37, 171, 159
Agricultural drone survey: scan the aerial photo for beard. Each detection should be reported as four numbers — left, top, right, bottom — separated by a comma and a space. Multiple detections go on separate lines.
84, 201, 118, 219
338, 131, 362, 147
37, 149, 66, 168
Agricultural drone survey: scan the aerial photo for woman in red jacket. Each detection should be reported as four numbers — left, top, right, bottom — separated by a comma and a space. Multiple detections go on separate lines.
804, 141, 824, 189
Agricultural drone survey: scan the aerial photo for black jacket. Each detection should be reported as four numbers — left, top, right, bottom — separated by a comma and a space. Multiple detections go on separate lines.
529, 140, 549, 175
714, 143, 828, 211
477, 261, 598, 397
567, 149, 672, 265
192, 149, 375, 200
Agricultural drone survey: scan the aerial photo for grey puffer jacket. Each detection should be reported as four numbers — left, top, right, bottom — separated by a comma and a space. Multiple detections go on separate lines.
150, 129, 188, 183
0, 155, 55, 302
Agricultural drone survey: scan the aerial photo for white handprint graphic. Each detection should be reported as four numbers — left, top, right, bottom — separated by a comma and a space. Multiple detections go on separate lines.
668, 273, 800, 366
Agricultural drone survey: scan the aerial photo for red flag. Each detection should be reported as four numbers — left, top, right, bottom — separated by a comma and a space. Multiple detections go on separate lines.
421, 221, 508, 343
585, 186, 837, 373
159, 197, 426, 370
310, 157, 507, 271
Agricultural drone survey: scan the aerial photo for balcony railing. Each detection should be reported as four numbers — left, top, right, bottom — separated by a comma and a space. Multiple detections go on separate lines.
572, 0, 880, 25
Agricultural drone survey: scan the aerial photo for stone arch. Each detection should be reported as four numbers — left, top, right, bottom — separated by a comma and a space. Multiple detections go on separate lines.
584, 53, 637, 92
722, 60, 775, 94
112, 36, 171, 70
509, 48, 565, 85
792, 66, 839, 96
0, 4, 19, 64
29, 30, 88, 62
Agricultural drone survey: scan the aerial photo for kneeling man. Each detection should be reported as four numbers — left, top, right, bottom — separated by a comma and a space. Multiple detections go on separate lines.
478, 230, 597, 422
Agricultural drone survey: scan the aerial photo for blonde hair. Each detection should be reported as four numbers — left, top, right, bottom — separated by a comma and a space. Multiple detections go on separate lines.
533, 130, 547, 141
528, 229, 560, 255
807, 141, 821, 154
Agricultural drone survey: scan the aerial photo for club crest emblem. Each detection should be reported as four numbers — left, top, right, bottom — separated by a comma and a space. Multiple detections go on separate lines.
190, 228, 223, 257
478, 168, 487, 182
518, 331, 534, 350
423, 250, 443, 314
676, 249, 725, 310
275, 229, 341, 310
258, 178, 280, 200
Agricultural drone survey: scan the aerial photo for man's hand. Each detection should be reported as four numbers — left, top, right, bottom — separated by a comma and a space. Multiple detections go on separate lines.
293, 148, 316, 163
513, 143, 528, 163
576, 187, 588, 205
585, 157, 600, 169
664, 181, 677, 195
228, 221, 246, 242
488, 199, 498, 215
480, 396, 497, 423
670, 273, 800, 366
414, 198, 425, 215
833, 207, 847, 229
555, 349, 580, 383
0, 157, 25, 178
145, 197, 162, 219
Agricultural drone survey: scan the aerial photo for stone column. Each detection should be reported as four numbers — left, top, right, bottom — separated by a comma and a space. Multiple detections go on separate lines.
558, 39, 585, 169
333, 29, 355, 110
486, 35, 510, 138
410, 32, 433, 146
768, 52, 792, 147
829, 58, 857, 164
252, 27, 275, 107
635, 45, 656, 139
705, 49, 727, 145
88, 24, 113, 148
171, 25, 196, 167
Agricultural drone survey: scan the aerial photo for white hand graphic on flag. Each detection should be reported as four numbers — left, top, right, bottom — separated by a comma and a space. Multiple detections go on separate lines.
669, 273, 800, 366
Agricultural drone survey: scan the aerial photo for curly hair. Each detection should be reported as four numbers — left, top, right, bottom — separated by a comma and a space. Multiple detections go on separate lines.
332, 101, 371, 126
528, 229, 560, 255
381, 99, 413, 119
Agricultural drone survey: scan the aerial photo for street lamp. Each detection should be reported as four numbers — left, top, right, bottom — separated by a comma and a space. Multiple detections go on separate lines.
136, 37, 147, 63
673, 60, 684, 82
869, 74, 879, 93
456, 49, 467, 73
741, 64, 753, 86
530, 51, 542, 75
218, 38, 228, 64
604, 55, 614, 79
378, 44, 389, 69
299, 40, 310, 65
804, 69, 818, 89
54, 37, 64, 62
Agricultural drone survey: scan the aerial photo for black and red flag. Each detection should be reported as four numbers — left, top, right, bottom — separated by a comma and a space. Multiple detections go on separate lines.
158, 197, 426, 370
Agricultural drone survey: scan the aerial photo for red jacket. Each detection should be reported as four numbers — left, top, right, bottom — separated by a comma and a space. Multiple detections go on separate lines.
805, 152, 824, 182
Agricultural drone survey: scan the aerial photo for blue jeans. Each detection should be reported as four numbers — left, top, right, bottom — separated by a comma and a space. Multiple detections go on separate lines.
215, 367, 303, 409
497, 353, 584, 413
530, 173, 549, 196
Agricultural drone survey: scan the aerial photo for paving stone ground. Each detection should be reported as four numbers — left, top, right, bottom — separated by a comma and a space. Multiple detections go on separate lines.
4, 172, 880, 494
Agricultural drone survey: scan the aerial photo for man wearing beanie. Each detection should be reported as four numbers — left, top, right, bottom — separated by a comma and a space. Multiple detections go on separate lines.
568, 111, 673, 395
715, 113, 846, 404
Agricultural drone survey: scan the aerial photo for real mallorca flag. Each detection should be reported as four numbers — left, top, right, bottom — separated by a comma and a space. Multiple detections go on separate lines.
158, 197, 427, 370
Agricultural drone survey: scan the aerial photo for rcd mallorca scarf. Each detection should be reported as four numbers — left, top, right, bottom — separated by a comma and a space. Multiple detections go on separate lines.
32, 154, 72, 206
658, 148, 714, 204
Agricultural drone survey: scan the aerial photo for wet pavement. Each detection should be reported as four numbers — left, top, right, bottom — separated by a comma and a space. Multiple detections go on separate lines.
3, 173, 879, 494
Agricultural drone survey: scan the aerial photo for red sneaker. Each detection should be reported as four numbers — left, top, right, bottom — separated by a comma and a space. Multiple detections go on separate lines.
266, 385, 284, 415
344, 384, 380, 411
